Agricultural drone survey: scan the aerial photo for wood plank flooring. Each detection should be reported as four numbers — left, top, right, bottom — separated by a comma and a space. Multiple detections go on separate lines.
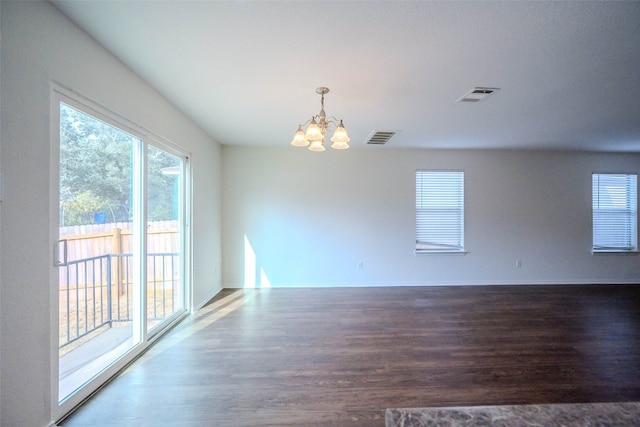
60, 285, 640, 426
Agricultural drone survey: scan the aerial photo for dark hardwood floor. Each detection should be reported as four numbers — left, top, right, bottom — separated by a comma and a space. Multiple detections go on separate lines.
61, 285, 640, 426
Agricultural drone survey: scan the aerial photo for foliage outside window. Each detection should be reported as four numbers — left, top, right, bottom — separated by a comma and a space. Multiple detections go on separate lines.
60, 103, 180, 226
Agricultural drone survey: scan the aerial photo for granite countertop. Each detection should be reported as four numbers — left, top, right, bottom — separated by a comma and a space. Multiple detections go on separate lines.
386, 401, 640, 427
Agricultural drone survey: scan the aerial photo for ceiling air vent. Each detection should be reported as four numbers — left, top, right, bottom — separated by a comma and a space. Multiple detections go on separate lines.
366, 131, 398, 145
457, 87, 500, 103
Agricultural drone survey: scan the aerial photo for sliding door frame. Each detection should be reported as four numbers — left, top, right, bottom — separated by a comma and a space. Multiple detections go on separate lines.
146, 136, 192, 338
50, 82, 192, 422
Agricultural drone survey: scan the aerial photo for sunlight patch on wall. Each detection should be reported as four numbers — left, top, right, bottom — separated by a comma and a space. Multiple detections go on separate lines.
244, 235, 271, 288
260, 268, 271, 288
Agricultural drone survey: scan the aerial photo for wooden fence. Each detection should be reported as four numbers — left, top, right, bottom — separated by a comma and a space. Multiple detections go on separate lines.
59, 220, 179, 258
58, 220, 179, 289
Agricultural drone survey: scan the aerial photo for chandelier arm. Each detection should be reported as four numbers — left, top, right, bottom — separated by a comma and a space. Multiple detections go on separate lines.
300, 117, 313, 127
325, 117, 343, 126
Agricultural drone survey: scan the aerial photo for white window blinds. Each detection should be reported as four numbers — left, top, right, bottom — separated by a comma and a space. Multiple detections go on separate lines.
592, 173, 638, 252
416, 171, 464, 252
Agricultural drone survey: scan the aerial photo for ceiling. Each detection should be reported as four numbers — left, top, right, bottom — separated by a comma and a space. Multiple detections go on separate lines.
51, 1, 640, 152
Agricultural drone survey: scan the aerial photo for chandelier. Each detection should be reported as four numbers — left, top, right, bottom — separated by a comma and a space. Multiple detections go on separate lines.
290, 87, 350, 151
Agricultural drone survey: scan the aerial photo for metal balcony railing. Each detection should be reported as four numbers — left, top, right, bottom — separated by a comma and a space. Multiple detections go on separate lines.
58, 252, 179, 349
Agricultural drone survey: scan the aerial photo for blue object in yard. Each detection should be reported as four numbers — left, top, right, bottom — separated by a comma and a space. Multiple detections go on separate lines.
94, 211, 107, 224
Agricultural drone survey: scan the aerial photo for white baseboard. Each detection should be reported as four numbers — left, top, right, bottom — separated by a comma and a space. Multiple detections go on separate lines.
222, 279, 640, 289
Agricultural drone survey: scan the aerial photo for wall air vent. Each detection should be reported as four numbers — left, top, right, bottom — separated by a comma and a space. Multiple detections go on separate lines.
457, 87, 500, 103
366, 131, 398, 145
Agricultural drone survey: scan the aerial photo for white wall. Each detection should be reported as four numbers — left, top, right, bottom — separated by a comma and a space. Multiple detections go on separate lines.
0, 2, 221, 426
222, 146, 640, 288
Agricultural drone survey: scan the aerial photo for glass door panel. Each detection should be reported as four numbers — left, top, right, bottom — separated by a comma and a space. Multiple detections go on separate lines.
57, 102, 141, 402
146, 145, 184, 332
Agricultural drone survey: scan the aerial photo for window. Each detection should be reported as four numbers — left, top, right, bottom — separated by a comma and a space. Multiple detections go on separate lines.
592, 173, 638, 252
416, 170, 464, 253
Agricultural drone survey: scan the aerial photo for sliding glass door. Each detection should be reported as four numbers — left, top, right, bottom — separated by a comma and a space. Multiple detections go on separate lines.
57, 101, 141, 402
53, 88, 189, 414
146, 144, 186, 333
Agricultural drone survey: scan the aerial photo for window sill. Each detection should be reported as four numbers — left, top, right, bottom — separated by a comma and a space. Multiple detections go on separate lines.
415, 250, 468, 256
592, 250, 639, 255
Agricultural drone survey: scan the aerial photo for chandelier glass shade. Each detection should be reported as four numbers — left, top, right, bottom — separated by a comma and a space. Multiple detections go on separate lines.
291, 87, 350, 151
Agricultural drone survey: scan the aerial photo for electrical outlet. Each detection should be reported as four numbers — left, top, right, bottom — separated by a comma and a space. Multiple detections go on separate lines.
516, 260, 522, 268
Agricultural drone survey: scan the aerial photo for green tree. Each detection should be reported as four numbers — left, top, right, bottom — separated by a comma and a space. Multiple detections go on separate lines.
148, 146, 180, 221
60, 104, 179, 226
